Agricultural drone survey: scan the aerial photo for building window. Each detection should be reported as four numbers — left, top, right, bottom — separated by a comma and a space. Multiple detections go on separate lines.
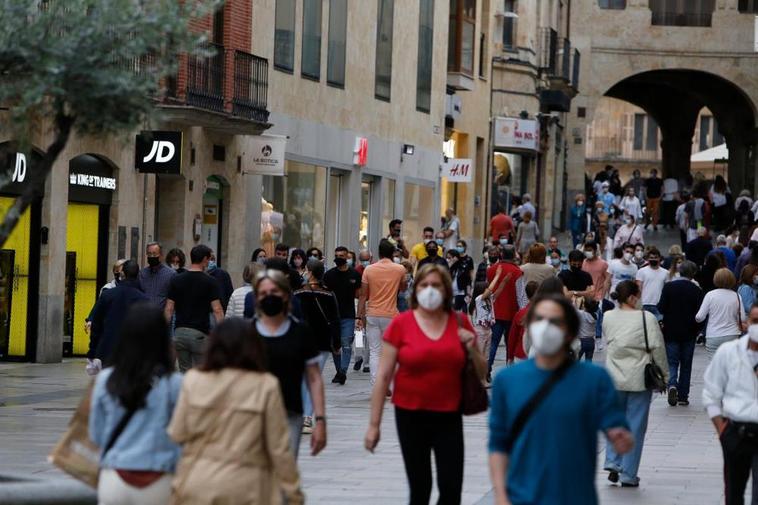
375, 0, 394, 101
503, 0, 517, 50
650, 0, 715, 27
301, 0, 322, 80
633, 113, 645, 151
403, 183, 435, 249
416, 0, 434, 112
327, 0, 347, 87
699, 116, 711, 151
739, 0, 758, 13
274, 0, 296, 72
448, 0, 476, 75
713, 119, 724, 145
598, 0, 626, 8
645, 117, 658, 151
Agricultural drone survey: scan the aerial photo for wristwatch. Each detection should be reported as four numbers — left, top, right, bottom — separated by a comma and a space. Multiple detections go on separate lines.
314, 415, 327, 424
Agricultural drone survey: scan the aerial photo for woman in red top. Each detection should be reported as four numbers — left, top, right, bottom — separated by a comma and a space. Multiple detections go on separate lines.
364, 264, 486, 505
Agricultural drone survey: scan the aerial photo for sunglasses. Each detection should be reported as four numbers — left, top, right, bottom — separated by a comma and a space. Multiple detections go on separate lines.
533, 315, 565, 326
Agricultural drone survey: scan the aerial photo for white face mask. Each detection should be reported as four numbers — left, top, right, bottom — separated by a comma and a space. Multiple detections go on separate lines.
634, 250, 644, 259
417, 286, 443, 311
623, 252, 633, 262
584, 251, 594, 260
529, 319, 566, 356
749, 324, 758, 343
393, 257, 402, 264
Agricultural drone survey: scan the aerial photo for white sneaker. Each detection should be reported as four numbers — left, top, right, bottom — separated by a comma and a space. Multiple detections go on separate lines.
596, 340, 605, 351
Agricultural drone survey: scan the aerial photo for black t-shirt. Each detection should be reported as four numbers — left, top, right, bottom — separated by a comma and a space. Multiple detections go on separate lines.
646, 177, 663, 199
167, 271, 221, 333
256, 318, 319, 414
322, 267, 362, 319
558, 268, 594, 292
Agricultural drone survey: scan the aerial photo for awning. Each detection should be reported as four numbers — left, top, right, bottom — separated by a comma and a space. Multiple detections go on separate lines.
691, 143, 728, 162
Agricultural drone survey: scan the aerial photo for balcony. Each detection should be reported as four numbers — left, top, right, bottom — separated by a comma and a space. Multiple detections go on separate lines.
651, 11, 712, 27
538, 29, 580, 112
161, 44, 271, 135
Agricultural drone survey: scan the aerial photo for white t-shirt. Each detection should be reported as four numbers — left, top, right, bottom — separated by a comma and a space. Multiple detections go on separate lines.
443, 216, 460, 251
662, 178, 678, 201
696, 288, 744, 338
474, 295, 495, 328
620, 196, 643, 219
608, 259, 638, 294
635, 266, 669, 306
613, 224, 644, 249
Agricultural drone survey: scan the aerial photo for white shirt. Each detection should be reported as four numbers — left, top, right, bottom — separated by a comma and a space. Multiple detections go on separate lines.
443, 216, 460, 251
675, 203, 688, 231
696, 288, 744, 338
703, 336, 758, 423
613, 224, 644, 249
635, 266, 669, 306
662, 178, 678, 201
620, 196, 643, 219
608, 259, 638, 294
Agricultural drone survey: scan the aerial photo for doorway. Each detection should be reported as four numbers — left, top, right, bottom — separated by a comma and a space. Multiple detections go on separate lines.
0, 197, 32, 359
359, 177, 375, 250
202, 175, 225, 265
325, 172, 344, 256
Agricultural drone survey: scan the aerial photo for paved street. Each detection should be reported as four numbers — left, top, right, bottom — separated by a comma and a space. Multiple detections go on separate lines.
0, 230, 744, 504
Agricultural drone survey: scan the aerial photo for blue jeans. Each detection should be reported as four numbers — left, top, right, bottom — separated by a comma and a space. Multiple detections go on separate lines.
604, 390, 652, 485
577, 337, 595, 361
331, 318, 356, 374
488, 319, 512, 372
571, 230, 584, 249
302, 351, 330, 418
666, 340, 696, 401
643, 305, 662, 322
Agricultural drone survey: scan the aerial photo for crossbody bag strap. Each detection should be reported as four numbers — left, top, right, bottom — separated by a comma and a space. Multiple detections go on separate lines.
737, 291, 743, 332
641, 309, 651, 354
504, 359, 572, 452
102, 406, 138, 457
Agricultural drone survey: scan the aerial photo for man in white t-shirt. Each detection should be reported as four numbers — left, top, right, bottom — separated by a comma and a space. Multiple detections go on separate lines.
635, 247, 669, 321
608, 243, 639, 295
441, 208, 460, 252
662, 177, 679, 229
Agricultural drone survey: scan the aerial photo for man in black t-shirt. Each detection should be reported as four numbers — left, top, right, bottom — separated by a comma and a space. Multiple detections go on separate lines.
323, 246, 362, 384
645, 168, 664, 231
558, 250, 595, 303
164, 244, 223, 372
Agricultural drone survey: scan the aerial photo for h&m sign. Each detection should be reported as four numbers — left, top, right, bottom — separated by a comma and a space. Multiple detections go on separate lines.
135, 131, 182, 174
442, 158, 473, 183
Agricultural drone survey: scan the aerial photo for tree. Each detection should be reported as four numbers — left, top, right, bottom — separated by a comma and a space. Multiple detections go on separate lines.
0, 0, 218, 246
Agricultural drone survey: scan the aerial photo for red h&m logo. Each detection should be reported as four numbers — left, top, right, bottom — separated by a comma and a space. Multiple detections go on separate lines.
354, 137, 368, 167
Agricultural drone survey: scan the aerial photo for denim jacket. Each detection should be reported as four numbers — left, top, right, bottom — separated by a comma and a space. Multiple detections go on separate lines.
89, 367, 183, 472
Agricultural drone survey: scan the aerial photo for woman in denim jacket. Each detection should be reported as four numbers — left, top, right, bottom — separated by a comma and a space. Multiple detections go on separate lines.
89, 303, 182, 505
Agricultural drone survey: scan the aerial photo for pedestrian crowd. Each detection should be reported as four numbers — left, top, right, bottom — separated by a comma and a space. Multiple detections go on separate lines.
64, 170, 758, 504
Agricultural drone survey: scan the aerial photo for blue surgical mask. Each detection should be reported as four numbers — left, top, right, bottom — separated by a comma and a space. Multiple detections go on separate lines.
347, 259, 354, 267
361, 260, 370, 267
435, 238, 444, 246
456, 246, 465, 254
309, 255, 320, 262
207, 260, 217, 271
499, 238, 508, 246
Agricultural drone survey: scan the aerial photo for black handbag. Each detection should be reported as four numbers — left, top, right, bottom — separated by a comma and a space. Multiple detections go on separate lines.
454, 313, 489, 416
642, 310, 667, 393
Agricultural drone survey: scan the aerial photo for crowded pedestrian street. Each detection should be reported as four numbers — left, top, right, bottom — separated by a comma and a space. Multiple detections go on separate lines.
0, 231, 742, 504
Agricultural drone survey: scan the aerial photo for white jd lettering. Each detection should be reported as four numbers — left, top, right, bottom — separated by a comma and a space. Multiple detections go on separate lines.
143, 141, 175, 163
12, 153, 26, 183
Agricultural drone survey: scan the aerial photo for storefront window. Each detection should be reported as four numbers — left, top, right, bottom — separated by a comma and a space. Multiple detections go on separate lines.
261, 161, 327, 255
382, 179, 396, 238
403, 183, 435, 247
359, 181, 371, 249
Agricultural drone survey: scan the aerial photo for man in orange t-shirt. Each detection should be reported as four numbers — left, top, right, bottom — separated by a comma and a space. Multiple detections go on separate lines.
490, 208, 514, 244
357, 239, 407, 385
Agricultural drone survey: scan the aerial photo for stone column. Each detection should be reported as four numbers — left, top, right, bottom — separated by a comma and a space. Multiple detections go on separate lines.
660, 130, 695, 181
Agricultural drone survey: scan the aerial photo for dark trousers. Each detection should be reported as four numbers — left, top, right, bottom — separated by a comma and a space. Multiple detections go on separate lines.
453, 295, 467, 312
680, 229, 688, 250
577, 337, 595, 361
720, 421, 758, 505
395, 407, 464, 505
662, 200, 676, 227
665, 340, 696, 401
488, 319, 512, 372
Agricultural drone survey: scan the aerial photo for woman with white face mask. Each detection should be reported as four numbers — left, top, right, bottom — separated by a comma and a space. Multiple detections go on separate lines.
489, 294, 632, 505
602, 280, 668, 488
364, 264, 486, 505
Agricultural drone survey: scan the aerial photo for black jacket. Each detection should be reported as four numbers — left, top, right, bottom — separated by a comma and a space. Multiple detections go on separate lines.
88, 279, 148, 362
293, 287, 341, 352
209, 268, 234, 311
657, 278, 704, 342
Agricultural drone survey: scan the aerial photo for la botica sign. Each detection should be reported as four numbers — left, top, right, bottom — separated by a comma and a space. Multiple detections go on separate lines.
494, 117, 539, 152
442, 158, 473, 183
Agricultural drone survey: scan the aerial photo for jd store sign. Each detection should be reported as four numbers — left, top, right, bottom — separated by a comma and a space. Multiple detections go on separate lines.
135, 131, 182, 174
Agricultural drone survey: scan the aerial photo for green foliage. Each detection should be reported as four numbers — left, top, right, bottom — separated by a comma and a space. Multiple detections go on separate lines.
0, 0, 220, 141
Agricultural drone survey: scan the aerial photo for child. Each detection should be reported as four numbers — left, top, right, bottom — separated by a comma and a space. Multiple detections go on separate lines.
468, 268, 509, 375
577, 296, 599, 362
508, 281, 539, 362
397, 260, 414, 312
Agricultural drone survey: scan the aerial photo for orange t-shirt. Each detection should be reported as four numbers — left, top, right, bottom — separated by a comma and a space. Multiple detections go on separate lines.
363, 259, 406, 318
490, 213, 514, 242
582, 258, 608, 301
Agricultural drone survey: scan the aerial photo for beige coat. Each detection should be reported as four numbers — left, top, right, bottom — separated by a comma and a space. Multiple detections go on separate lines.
168, 369, 303, 505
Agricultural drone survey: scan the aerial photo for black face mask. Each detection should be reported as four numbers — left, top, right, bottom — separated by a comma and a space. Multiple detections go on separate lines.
649, 260, 659, 267
427, 249, 438, 258
147, 256, 160, 267
334, 257, 347, 267
259, 295, 285, 316
570, 265, 582, 272
489, 256, 499, 264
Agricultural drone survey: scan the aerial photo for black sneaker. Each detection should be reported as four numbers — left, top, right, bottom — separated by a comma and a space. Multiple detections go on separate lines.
668, 386, 678, 406
353, 358, 363, 371
678, 399, 690, 406
607, 471, 619, 483
621, 482, 639, 488
331, 373, 341, 384
363, 366, 370, 373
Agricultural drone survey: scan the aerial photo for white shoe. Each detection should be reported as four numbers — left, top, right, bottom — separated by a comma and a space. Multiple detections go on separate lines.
596, 340, 605, 351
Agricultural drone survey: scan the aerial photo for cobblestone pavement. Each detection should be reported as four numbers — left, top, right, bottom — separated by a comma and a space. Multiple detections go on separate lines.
0, 229, 742, 504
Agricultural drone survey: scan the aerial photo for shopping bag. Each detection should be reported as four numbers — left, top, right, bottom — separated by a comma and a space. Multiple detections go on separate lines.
48, 381, 100, 488
354, 329, 365, 349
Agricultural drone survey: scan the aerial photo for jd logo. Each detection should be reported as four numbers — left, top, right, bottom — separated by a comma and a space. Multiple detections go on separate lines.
12, 153, 26, 183
261, 145, 272, 157
143, 141, 176, 164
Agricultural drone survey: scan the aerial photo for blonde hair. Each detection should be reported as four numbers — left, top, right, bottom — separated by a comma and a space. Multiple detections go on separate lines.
243, 262, 263, 284
410, 264, 453, 312
713, 268, 736, 290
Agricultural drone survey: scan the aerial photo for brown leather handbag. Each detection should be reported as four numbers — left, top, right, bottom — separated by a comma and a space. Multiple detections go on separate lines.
455, 312, 489, 415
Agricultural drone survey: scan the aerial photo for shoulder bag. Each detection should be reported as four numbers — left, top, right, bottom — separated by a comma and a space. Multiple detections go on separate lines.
503, 358, 572, 452
642, 310, 667, 393
454, 312, 489, 415
737, 291, 744, 335
310, 287, 339, 352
